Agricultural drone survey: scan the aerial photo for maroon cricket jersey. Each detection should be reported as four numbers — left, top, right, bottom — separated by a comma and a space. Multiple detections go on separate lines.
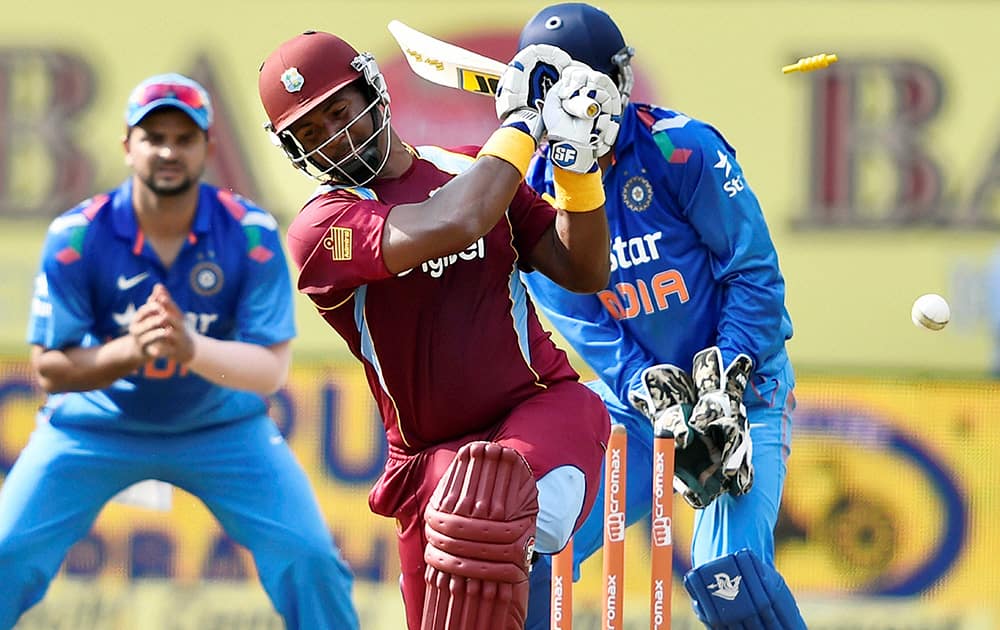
286, 145, 580, 453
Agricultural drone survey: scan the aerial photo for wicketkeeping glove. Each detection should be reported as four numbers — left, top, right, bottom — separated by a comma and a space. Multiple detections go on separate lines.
673, 436, 728, 509
689, 346, 755, 496
629, 363, 732, 510
628, 364, 697, 446
495, 44, 574, 120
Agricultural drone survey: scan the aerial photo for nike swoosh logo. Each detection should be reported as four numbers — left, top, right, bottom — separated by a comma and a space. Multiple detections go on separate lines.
117, 272, 150, 291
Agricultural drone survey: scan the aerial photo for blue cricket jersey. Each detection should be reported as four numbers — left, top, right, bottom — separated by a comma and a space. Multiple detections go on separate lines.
523, 102, 794, 407
26, 179, 296, 433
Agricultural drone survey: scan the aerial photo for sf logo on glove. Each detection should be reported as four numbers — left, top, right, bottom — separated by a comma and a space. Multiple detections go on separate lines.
550, 142, 580, 169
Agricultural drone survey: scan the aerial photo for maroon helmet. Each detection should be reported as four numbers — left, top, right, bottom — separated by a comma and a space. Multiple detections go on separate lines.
258, 30, 392, 186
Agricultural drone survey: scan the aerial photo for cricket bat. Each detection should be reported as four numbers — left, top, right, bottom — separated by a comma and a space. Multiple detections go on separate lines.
387, 20, 599, 119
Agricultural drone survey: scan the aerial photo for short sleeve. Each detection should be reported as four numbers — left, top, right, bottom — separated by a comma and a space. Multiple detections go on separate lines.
234, 210, 297, 346
26, 219, 95, 350
507, 181, 557, 266
286, 194, 395, 296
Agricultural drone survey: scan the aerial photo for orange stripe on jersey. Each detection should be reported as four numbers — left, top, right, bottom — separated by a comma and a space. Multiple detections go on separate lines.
216, 189, 247, 221
82, 193, 110, 220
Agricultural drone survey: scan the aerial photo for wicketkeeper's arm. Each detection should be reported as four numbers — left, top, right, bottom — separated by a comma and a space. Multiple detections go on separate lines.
679, 134, 788, 369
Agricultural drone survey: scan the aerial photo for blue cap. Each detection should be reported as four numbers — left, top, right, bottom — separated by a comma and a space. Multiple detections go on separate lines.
518, 3, 628, 78
125, 73, 213, 130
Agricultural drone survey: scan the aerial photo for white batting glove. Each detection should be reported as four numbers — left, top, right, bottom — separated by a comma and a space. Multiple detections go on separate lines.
540, 66, 605, 174
495, 44, 574, 120
554, 65, 623, 157
497, 108, 545, 144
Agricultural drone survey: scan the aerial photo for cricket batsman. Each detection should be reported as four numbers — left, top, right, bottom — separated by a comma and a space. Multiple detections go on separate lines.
257, 29, 623, 629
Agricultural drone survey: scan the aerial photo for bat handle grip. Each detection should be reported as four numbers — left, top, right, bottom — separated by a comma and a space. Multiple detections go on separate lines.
562, 95, 600, 120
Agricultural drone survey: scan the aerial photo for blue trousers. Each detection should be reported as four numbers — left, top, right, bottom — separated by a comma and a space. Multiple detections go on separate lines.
0, 416, 358, 630
526, 364, 794, 629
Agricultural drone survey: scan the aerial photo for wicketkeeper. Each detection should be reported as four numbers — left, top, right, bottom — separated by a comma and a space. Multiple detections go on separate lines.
518, 4, 807, 629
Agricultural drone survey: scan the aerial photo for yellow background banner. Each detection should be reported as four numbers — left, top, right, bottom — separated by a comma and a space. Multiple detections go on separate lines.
2, 362, 998, 627
1, 2, 999, 627
0, 1, 998, 373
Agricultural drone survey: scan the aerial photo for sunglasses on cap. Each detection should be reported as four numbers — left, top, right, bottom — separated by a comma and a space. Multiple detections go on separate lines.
131, 82, 206, 110
126, 74, 213, 130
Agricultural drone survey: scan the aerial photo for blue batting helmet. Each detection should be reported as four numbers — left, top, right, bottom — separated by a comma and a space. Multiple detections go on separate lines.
518, 3, 634, 96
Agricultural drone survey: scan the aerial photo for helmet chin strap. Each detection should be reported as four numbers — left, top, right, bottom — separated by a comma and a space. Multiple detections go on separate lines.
612, 45, 636, 106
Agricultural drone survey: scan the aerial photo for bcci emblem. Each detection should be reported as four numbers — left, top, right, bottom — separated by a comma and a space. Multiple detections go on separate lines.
622, 175, 653, 212
190, 261, 224, 296
281, 67, 304, 93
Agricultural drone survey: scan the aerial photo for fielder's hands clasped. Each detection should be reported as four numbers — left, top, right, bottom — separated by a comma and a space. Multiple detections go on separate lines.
629, 363, 728, 509
128, 283, 195, 364
628, 348, 757, 508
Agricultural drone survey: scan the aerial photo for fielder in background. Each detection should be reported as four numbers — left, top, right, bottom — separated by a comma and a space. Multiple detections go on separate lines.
0, 74, 358, 630
518, 4, 807, 629
257, 29, 621, 630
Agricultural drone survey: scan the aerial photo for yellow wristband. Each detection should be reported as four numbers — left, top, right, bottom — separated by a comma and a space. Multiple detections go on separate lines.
553, 168, 606, 213
477, 127, 536, 179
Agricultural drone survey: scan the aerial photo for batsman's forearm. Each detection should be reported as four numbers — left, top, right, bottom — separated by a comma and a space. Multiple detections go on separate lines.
381, 154, 523, 275
186, 336, 290, 396
552, 208, 611, 292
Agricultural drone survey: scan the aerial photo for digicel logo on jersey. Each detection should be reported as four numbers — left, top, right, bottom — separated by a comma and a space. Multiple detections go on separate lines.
397, 237, 486, 279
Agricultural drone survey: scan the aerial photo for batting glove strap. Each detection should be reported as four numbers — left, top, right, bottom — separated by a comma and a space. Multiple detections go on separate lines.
478, 122, 538, 180
551, 167, 604, 212
542, 79, 599, 176
502, 108, 545, 144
